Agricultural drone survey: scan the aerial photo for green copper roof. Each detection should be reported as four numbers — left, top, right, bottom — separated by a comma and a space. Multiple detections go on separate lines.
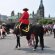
9, 15, 18, 19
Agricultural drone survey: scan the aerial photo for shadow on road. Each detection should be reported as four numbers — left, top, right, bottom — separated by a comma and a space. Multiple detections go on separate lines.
16, 46, 55, 54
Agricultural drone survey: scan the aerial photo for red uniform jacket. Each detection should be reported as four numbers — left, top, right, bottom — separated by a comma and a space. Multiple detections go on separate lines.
19, 11, 29, 24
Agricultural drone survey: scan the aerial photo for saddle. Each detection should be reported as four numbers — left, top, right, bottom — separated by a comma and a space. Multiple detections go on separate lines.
15, 23, 30, 32
22, 25, 30, 32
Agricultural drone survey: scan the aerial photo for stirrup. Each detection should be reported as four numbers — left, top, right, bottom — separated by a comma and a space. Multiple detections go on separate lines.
22, 28, 28, 32
22, 25, 29, 32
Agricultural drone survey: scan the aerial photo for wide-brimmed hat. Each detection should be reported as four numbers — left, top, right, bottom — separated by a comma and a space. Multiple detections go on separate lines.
23, 8, 29, 11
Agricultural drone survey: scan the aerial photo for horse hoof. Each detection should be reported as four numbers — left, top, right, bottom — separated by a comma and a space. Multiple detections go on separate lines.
18, 47, 21, 50
15, 47, 21, 50
41, 48, 44, 50
33, 48, 36, 51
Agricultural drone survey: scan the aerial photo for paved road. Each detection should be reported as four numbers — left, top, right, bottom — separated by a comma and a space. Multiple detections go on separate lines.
0, 33, 55, 55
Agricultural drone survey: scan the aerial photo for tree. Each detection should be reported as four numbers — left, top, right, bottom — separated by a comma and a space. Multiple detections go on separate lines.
47, 20, 53, 24
38, 19, 48, 25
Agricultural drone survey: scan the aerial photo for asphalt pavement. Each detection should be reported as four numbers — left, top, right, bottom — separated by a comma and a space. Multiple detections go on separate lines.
0, 33, 55, 55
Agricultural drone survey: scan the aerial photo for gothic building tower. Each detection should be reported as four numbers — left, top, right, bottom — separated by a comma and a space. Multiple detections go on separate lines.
37, 0, 44, 18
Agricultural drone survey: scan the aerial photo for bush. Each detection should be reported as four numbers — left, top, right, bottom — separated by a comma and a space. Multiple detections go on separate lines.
38, 19, 48, 25
38, 19, 53, 25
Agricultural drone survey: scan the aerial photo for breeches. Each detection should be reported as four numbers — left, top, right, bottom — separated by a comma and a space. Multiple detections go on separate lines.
20, 23, 28, 29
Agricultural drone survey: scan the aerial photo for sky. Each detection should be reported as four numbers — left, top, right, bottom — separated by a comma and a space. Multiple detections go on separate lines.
0, 0, 55, 17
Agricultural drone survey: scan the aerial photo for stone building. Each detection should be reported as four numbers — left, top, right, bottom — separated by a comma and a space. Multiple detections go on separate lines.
0, 0, 45, 24
36, 0, 44, 18
30, 0, 44, 24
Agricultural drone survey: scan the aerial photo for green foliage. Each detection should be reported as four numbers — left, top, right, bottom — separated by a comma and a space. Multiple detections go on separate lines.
38, 19, 53, 25
38, 19, 47, 25
47, 20, 53, 24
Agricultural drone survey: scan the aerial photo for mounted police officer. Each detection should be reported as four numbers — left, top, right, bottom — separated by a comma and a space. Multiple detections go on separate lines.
17, 8, 29, 32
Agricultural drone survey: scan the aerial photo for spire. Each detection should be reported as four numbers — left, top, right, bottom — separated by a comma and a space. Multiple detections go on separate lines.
38, 0, 44, 18
32, 11, 34, 18
40, 0, 43, 8
41, 0, 43, 4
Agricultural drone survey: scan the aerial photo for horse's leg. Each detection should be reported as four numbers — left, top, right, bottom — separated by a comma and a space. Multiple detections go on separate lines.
39, 34, 44, 50
16, 35, 20, 48
28, 35, 33, 46
33, 35, 38, 51
28, 34, 36, 47
31, 34, 35, 46
26, 35, 31, 46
